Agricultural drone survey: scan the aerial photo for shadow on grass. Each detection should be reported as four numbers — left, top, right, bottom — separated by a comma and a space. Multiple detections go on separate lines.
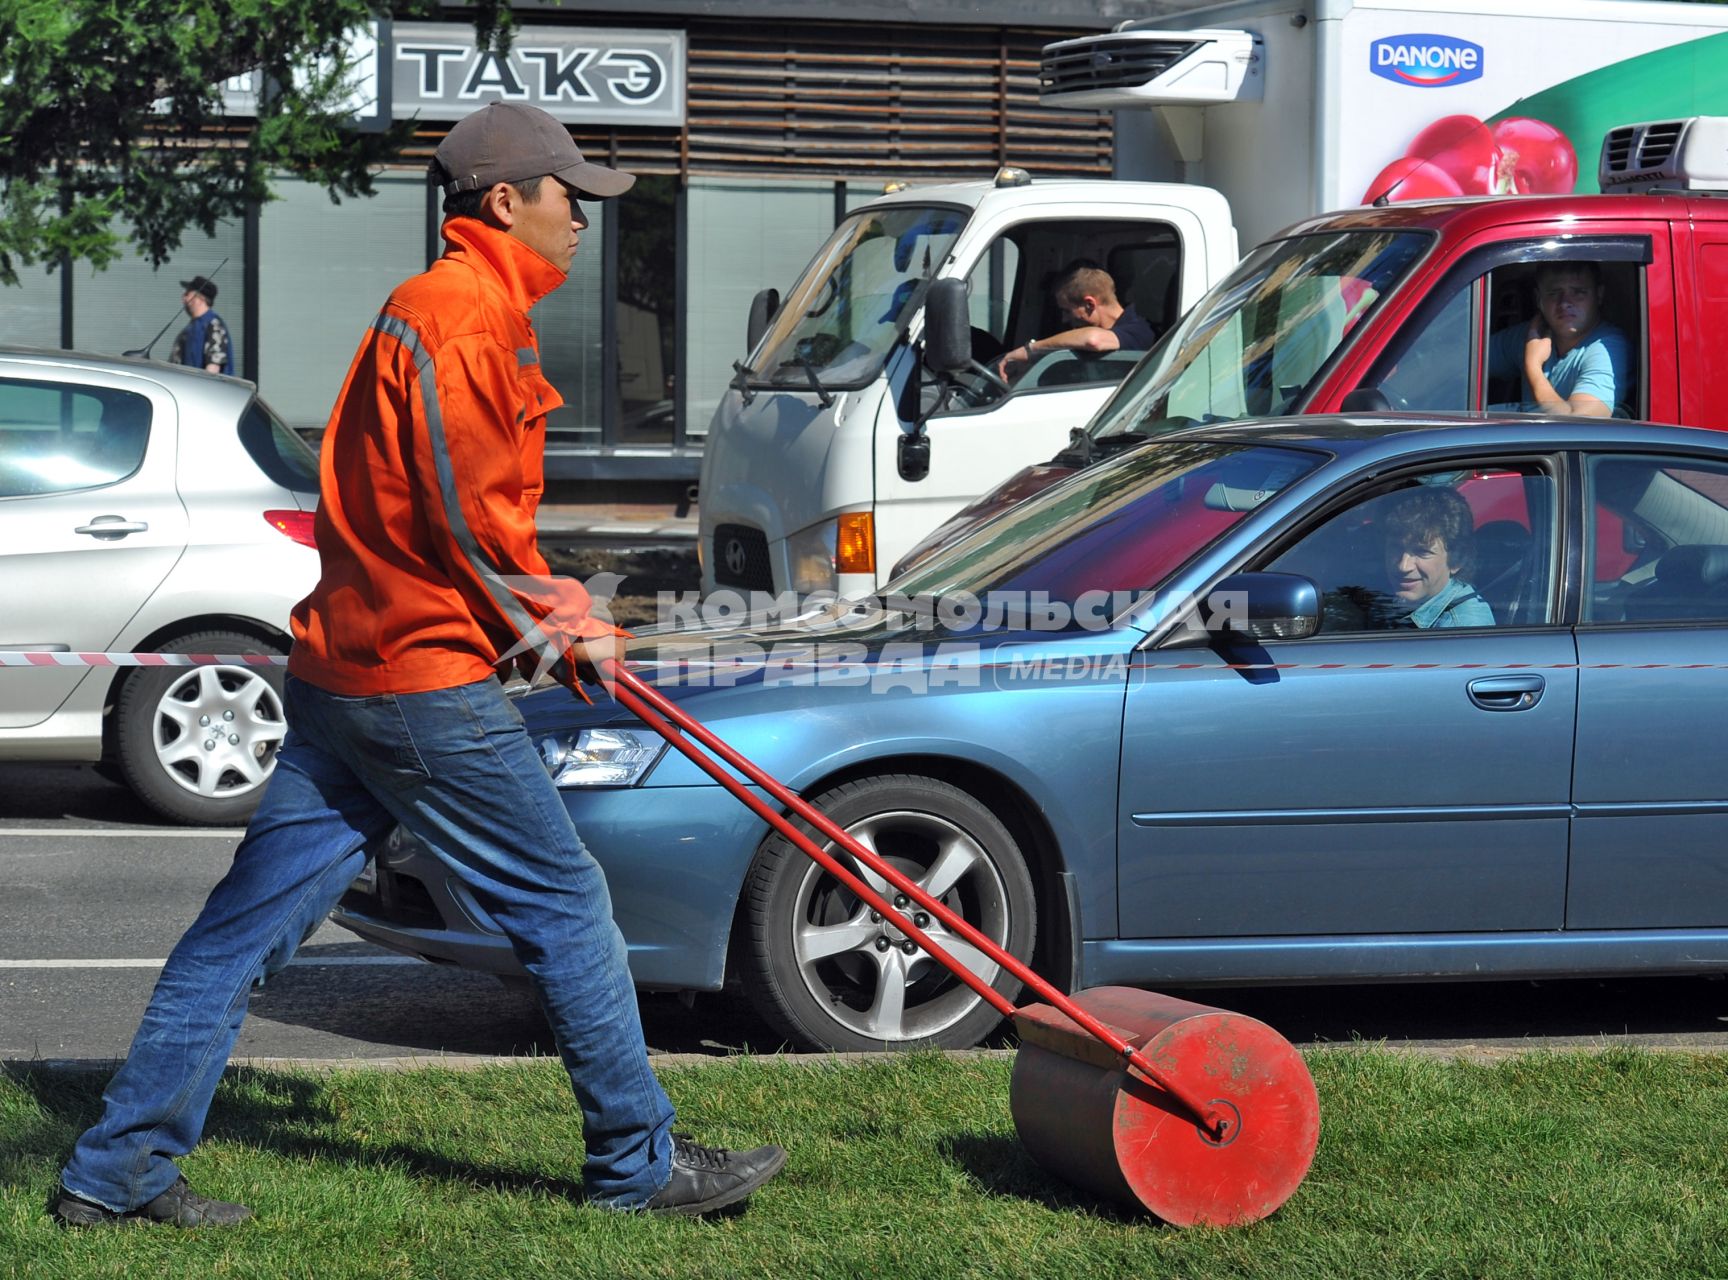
6, 1065, 1118, 1222
937, 1131, 1143, 1223
0, 1068, 100, 1191
1, 1064, 586, 1205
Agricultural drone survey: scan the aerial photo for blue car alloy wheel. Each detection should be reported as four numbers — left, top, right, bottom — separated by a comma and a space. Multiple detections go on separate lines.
741, 774, 1037, 1051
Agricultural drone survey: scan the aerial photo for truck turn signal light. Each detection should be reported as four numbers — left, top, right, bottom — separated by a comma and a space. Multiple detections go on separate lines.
836, 512, 876, 575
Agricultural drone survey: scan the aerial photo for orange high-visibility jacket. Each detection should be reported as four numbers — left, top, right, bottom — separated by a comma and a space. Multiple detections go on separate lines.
289, 218, 614, 696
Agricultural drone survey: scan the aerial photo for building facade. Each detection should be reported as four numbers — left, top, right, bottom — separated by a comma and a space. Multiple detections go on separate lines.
0, 2, 1166, 481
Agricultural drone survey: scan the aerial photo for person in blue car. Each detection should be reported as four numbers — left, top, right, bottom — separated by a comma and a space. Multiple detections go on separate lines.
1382, 486, 1495, 629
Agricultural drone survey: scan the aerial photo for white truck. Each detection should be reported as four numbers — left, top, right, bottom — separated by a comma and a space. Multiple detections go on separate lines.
697, 0, 1728, 600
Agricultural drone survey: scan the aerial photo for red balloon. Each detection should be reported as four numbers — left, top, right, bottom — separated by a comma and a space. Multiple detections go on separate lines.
1362, 155, 1465, 204
1492, 117, 1579, 194
1404, 114, 1508, 194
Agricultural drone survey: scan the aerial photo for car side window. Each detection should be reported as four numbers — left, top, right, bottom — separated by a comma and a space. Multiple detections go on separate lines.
1584, 454, 1728, 623
1377, 282, 1472, 412
1263, 463, 1557, 633
0, 378, 152, 498
963, 238, 1022, 351
944, 218, 1182, 409
1485, 262, 1643, 418
1360, 251, 1649, 419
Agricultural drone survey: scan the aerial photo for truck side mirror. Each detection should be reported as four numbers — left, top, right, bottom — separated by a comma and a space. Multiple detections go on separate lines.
922, 278, 971, 375
897, 431, 930, 482
746, 287, 781, 353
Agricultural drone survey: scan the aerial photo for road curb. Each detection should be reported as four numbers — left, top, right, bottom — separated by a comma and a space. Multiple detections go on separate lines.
1, 1049, 1017, 1075
8, 1040, 1724, 1076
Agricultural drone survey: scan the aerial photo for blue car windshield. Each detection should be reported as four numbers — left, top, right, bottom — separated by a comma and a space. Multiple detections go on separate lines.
749, 205, 967, 390
889, 439, 1324, 622
1087, 229, 1430, 446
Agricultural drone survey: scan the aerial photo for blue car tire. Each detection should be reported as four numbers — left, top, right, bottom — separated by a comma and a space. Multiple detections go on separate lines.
741, 773, 1036, 1052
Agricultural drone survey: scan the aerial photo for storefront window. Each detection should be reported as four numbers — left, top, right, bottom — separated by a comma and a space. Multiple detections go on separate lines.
684, 178, 836, 438
0, 262, 62, 347
617, 175, 677, 445
257, 173, 427, 430
534, 197, 605, 451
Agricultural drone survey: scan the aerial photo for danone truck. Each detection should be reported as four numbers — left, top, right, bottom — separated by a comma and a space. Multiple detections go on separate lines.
1063, 0, 1728, 247
697, 0, 1728, 600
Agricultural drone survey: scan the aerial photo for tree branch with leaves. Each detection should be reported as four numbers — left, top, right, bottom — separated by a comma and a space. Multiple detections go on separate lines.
0, 0, 519, 286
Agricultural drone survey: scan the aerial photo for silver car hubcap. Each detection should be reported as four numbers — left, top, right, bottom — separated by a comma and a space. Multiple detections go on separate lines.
790, 808, 1010, 1042
152, 665, 286, 799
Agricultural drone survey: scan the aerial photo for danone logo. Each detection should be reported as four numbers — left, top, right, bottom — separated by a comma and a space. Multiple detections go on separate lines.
1370, 34, 1484, 87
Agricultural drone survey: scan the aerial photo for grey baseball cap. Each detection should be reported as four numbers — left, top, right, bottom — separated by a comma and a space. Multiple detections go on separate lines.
433, 102, 636, 199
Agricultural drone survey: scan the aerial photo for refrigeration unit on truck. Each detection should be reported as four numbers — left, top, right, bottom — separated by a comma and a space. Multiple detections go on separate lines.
697, 0, 1728, 600
1044, 0, 1728, 247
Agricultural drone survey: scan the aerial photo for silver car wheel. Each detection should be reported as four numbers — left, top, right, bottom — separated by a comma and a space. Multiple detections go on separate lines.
151, 663, 286, 799
787, 807, 1012, 1043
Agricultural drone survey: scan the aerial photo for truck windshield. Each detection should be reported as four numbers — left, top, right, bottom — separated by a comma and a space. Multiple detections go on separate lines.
750, 205, 967, 390
1087, 229, 1430, 446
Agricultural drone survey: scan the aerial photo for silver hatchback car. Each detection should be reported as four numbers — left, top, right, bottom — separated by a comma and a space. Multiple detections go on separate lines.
0, 347, 320, 824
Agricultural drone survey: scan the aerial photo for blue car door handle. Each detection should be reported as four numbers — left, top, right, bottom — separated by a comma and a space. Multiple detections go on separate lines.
1466, 674, 1545, 712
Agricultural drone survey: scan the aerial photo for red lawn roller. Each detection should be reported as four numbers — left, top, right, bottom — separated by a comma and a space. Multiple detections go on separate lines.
599, 659, 1321, 1227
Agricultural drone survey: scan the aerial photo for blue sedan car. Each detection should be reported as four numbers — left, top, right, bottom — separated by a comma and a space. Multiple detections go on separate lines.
333, 417, 1728, 1051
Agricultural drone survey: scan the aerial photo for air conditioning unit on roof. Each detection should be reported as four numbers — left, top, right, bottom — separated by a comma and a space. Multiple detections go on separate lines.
1039, 29, 1263, 108
1599, 117, 1728, 194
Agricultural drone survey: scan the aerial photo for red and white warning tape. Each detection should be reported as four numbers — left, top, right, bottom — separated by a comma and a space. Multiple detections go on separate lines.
4, 652, 1727, 673
0, 652, 288, 668
1135, 661, 1728, 672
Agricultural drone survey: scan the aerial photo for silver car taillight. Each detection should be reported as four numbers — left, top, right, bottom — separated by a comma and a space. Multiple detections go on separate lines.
264, 509, 316, 548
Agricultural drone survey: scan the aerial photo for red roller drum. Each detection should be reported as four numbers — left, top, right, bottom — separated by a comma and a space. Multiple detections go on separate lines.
1011, 987, 1320, 1226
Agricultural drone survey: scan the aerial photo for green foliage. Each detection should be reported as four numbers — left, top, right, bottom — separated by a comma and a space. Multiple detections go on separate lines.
0, 0, 519, 286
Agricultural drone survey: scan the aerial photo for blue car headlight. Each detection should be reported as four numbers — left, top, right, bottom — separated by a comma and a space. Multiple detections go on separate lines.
537, 726, 665, 788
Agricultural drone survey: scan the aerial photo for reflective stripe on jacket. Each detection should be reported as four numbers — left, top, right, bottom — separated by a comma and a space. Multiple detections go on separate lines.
289, 217, 613, 696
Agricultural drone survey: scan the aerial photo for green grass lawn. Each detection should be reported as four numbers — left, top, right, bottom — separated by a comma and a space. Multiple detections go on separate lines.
3, 1048, 1725, 1279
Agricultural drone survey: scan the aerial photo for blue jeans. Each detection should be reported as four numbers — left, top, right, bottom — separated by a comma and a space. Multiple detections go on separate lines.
62, 675, 675, 1209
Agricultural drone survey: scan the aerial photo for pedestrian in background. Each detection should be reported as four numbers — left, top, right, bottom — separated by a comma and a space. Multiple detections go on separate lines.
52, 101, 785, 1229
169, 275, 233, 375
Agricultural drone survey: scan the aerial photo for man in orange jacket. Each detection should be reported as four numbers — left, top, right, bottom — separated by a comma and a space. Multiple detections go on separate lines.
54, 102, 785, 1226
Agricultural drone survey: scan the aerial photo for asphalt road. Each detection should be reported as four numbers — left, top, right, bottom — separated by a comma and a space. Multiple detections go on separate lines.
6, 759, 1728, 1068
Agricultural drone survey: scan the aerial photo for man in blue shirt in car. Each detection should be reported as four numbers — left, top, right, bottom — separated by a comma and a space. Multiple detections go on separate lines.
1488, 261, 1628, 417
1382, 487, 1495, 628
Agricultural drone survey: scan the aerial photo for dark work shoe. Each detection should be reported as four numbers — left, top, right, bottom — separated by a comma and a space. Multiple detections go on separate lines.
52, 1177, 253, 1228
642, 1133, 787, 1217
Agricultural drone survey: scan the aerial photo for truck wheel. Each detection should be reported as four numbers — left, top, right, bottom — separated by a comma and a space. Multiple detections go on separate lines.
115, 630, 287, 826
742, 774, 1036, 1052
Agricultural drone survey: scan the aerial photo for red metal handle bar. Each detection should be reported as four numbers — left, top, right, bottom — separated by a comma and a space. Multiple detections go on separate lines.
599, 659, 1224, 1134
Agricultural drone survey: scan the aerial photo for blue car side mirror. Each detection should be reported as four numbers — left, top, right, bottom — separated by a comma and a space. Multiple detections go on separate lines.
1160, 571, 1321, 647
